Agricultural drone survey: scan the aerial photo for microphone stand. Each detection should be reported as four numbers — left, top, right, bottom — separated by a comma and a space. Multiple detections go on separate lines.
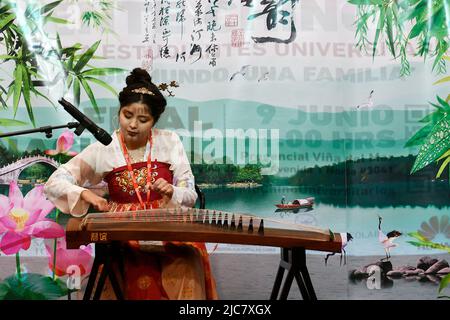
0, 122, 82, 139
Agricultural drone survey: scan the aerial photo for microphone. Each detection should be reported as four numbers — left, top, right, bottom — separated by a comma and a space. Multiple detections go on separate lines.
58, 98, 112, 146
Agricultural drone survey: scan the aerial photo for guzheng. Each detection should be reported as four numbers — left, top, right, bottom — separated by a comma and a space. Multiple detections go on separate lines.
66, 208, 343, 253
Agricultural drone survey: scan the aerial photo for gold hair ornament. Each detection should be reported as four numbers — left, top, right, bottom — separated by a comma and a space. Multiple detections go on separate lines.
132, 87, 155, 96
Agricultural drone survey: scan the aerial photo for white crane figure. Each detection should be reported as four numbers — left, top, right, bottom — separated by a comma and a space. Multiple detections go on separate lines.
356, 90, 374, 109
378, 215, 402, 261
325, 232, 353, 266
229, 65, 251, 81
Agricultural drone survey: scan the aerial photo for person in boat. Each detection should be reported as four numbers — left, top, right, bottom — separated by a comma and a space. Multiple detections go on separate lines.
281, 195, 286, 205
44, 68, 217, 300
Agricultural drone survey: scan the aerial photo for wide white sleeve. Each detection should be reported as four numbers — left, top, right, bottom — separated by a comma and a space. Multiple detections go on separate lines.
168, 132, 198, 208
44, 143, 106, 217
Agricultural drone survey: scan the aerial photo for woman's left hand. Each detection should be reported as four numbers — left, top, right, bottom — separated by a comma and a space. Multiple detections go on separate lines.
151, 178, 174, 199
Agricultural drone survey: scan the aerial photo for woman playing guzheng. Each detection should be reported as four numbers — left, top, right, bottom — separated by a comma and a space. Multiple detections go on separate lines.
44, 68, 217, 300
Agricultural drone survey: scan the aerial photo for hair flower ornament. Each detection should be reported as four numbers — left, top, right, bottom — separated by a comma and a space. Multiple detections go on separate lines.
131, 87, 155, 96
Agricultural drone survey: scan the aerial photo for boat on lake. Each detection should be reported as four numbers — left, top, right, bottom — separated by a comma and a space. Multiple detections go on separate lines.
275, 197, 315, 209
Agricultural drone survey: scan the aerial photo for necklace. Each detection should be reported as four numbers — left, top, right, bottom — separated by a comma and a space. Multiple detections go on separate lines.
128, 146, 146, 163
118, 130, 153, 208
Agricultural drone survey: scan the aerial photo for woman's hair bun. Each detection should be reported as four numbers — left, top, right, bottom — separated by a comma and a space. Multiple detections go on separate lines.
126, 68, 152, 86
119, 67, 166, 124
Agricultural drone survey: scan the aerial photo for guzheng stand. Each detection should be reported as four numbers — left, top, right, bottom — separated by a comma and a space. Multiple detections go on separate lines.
83, 242, 124, 300
270, 247, 317, 300
83, 244, 317, 300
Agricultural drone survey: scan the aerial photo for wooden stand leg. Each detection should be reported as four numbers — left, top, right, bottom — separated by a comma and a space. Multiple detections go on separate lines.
270, 247, 317, 301
83, 249, 102, 300
270, 264, 285, 299
83, 243, 124, 300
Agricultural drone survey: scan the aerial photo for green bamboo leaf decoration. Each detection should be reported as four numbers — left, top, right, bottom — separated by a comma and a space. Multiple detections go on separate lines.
56, 32, 62, 52
65, 74, 73, 91
404, 122, 433, 147
436, 156, 450, 178
410, 113, 450, 173
74, 54, 105, 61
39, 0, 63, 15
0, 13, 15, 32
408, 231, 429, 242
419, 110, 442, 123
81, 67, 126, 76
349, 0, 450, 75
21, 64, 34, 126
0, 89, 7, 108
44, 16, 71, 25
406, 240, 450, 252
372, 5, 386, 59
24, 1, 38, 17
348, 0, 382, 4
437, 95, 450, 111
66, 53, 75, 70
385, 7, 396, 57
409, 21, 425, 39
430, 102, 444, 111
439, 274, 450, 294
406, 1, 427, 21
0, 0, 130, 126
437, 149, 450, 162
6, 82, 14, 102
0, 54, 16, 60
433, 76, 450, 85
12, 64, 23, 117
80, 77, 99, 114
84, 76, 118, 96
0, 118, 27, 127
431, 39, 448, 73
406, 240, 426, 248
73, 40, 101, 73
0, 4, 13, 15
407, 232, 450, 252
61, 44, 83, 58
73, 77, 80, 106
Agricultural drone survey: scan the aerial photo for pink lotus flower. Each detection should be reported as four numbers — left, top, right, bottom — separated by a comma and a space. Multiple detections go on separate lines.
0, 181, 64, 255
46, 237, 93, 276
44, 129, 78, 156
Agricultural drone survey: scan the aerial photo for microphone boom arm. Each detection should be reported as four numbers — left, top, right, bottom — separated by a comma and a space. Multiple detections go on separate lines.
0, 122, 80, 139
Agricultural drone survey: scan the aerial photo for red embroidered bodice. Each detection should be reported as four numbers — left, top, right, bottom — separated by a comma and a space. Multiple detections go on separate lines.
104, 161, 173, 205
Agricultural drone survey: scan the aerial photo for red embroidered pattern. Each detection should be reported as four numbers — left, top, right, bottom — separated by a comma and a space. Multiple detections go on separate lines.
115, 164, 158, 196
104, 161, 173, 204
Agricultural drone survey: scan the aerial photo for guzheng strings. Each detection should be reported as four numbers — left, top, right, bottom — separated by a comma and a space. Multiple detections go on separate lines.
80, 207, 331, 235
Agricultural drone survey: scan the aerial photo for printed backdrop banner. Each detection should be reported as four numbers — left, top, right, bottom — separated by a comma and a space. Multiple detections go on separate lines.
0, 0, 449, 257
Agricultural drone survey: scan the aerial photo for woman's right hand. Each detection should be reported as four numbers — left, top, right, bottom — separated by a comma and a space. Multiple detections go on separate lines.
81, 190, 109, 212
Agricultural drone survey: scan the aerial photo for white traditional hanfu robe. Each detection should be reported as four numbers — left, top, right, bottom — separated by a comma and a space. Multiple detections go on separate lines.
44, 129, 218, 300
